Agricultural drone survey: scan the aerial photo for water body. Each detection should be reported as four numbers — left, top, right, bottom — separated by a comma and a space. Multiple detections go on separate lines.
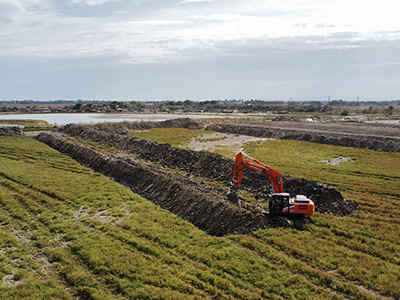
0, 113, 242, 126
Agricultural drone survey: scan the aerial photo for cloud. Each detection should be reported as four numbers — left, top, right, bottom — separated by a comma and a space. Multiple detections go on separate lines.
1, 0, 398, 68
180, 0, 214, 4
70, 0, 120, 6
0, 1, 24, 22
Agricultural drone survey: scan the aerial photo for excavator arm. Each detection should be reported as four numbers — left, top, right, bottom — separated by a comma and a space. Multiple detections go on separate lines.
231, 152, 283, 193
228, 152, 315, 220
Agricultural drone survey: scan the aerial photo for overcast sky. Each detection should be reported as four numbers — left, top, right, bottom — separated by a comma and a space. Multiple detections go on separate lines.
1, 0, 399, 101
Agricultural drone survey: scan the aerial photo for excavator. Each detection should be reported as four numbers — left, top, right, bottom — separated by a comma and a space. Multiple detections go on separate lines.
228, 152, 314, 228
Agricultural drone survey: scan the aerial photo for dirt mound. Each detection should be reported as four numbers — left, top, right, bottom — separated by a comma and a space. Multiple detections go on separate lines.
61, 124, 356, 216
272, 115, 299, 122
283, 177, 356, 216
206, 123, 400, 153
0, 127, 23, 136
92, 118, 204, 134
156, 118, 204, 129
36, 132, 273, 236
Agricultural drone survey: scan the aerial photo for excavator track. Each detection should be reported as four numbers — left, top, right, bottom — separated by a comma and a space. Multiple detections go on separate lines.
270, 215, 310, 229
271, 216, 294, 228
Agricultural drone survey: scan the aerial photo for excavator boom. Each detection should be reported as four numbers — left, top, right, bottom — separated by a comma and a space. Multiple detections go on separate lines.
229, 152, 314, 219
232, 152, 283, 193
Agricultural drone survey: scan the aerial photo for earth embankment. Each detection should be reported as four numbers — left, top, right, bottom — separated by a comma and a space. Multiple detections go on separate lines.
206, 122, 400, 153
36, 132, 273, 235
61, 124, 356, 216
93, 117, 203, 134
0, 127, 22, 136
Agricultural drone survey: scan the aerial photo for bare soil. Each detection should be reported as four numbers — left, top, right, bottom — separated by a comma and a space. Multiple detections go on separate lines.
93, 118, 203, 135
97, 117, 400, 152
36, 132, 273, 235
0, 127, 22, 136
34, 121, 357, 235
188, 132, 270, 153
60, 124, 356, 216
319, 156, 353, 166
206, 120, 400, 152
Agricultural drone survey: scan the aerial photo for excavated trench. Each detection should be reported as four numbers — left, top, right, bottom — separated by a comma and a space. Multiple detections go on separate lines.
34, 121, 358, 235
60, 124, 356, 217
36, 132, 273, 236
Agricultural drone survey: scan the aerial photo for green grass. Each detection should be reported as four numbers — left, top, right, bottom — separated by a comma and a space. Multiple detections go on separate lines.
0, 119, 55, 132
125, 128, 400, 299
131, 128, 211, 148
0, 135, 399, 299
0, 119, 51, 128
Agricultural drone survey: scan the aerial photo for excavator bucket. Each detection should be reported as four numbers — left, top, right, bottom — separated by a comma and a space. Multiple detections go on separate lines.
227, 186, 239, 203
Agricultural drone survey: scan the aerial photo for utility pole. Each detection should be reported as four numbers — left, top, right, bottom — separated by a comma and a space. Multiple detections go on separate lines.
356, 96, 359, 114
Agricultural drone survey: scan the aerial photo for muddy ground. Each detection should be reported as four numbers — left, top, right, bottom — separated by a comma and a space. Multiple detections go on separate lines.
33, 120, 358, 235
88, 117, 400, 152
206, 121, 400, 153
93, 117, 203, 134
188, 132, 270, 153
60, 124, 356, 216
0, 127, 22, 136
36, 132, 274, 235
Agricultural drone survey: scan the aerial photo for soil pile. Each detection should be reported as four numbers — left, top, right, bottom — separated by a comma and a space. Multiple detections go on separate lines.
93, 118, 204, 134
0, 127, 23, 136
206, 123, 400, 153
61, 124, 356, 216
36, 132, 273, 235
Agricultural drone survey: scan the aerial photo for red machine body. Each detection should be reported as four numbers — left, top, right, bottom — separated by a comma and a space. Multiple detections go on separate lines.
230, 152, 314, 217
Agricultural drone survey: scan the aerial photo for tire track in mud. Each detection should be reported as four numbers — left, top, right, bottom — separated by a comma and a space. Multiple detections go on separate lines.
36, 132, 274, 236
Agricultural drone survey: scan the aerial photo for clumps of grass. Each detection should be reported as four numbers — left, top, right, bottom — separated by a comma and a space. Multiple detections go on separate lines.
131, 128, 210, 148
0, 135, 399, 299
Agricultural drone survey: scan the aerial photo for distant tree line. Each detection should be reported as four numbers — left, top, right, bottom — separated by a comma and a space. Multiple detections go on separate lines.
1, 99, 399, 115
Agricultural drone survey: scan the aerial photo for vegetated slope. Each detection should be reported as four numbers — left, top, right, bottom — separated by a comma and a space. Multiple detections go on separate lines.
0, 136, 398, 299
206, 122, 400, 153
61, 124, 356, 216
122, 124, 400, 299
0, 136, 358, 300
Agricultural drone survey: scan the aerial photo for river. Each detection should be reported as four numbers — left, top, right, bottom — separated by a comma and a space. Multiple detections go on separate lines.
0, 113, 245, 126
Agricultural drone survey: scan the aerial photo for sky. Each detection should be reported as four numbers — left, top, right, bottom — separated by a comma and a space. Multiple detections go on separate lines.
1, 0, 399, 101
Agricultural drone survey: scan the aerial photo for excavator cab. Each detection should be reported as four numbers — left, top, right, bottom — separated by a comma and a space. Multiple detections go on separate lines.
269, 193, 314, 217
269, 193, 290, 215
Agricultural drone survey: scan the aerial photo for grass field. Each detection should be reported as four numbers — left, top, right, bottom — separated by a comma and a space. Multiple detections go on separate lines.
0, 119, 53, 131
0, 134, 399, 299
131, 128, 210, 149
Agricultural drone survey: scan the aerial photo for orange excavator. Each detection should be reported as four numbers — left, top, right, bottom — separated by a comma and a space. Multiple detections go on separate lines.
228, 152, 314, 227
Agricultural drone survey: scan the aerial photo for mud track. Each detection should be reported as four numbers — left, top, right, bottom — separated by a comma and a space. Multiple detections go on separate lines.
36, 132, 273, 236
60, 124, 356, 216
